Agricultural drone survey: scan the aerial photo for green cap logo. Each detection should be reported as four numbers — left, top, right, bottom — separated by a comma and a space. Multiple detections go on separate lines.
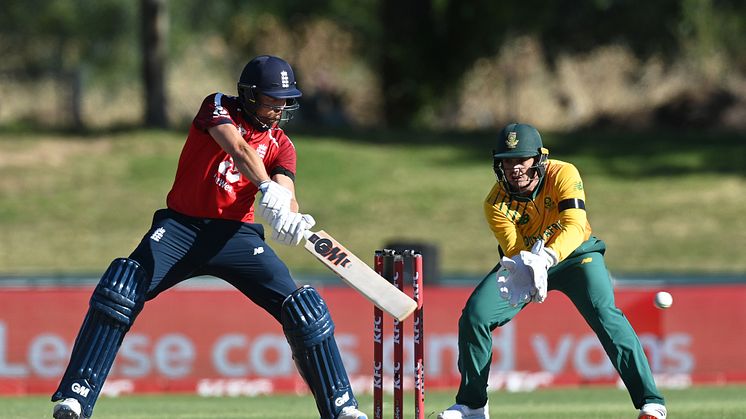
493, 123, 545, 160
506, 131, 518, 149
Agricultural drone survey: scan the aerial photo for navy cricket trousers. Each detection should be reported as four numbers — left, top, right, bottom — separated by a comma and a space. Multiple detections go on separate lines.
129, 208, 298, 322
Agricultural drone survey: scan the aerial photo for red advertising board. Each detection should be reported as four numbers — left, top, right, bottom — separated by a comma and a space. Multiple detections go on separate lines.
0, 282, 744, 396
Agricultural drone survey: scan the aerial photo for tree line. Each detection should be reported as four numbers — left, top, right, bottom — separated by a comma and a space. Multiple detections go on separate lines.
1, 0, 744, 129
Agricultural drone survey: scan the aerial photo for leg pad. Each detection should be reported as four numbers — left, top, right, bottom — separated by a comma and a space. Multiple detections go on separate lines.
52, 258, 148, 418
282, 285, 357, 419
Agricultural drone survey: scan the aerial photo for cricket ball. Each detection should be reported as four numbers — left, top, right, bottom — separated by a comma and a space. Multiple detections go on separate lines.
654, 291, 673, 309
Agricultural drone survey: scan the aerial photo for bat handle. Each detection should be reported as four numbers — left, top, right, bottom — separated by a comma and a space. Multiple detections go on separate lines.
303, 230, 316, 240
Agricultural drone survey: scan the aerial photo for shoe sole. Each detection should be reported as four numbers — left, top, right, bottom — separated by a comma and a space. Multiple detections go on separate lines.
53, 406, 81, 419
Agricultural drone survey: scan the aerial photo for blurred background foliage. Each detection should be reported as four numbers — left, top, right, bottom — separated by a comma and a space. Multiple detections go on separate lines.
0, 0, 744, 276
1, 0, 745, 131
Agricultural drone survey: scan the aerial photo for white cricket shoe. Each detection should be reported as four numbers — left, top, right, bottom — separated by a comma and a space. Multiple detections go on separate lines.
437, 403, 490, 419
638, 403, 667, 419
52, 398, 83, 419
338, 406, 368, 419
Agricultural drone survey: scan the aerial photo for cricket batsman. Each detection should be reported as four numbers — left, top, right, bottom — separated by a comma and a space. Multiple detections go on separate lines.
437, 123, 667, 419
51, 55, 368, 419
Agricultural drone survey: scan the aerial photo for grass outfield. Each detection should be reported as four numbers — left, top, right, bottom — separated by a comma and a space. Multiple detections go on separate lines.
3, 386, 746, 418
0, 128, 744, 276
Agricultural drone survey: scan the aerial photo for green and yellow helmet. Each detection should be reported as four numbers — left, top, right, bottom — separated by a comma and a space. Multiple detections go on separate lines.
492, 123, 550, 199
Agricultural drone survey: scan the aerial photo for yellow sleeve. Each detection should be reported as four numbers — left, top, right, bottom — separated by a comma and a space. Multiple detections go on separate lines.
484, 183, 522, 257
546, 164, 590, 261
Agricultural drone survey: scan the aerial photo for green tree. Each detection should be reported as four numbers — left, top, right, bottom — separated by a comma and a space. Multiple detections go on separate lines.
2, 0, 743, 129
0, 0, 136, 129
376, 0, 692, 127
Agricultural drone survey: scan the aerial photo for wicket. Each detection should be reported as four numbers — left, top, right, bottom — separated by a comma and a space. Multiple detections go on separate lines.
373, 249, 424, 419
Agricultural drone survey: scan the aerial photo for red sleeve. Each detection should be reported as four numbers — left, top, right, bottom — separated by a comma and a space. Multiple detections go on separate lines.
270, 134, 297, 178
193, 93, 236, 131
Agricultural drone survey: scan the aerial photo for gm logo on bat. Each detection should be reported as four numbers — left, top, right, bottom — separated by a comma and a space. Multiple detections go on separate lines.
307, 233, 352, 267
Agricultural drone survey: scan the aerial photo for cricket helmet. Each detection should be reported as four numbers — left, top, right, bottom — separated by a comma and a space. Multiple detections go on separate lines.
237, 55, 302, 130
492, 123, 550, 199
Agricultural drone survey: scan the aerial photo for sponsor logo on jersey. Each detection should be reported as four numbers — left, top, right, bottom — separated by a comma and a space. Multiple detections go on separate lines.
214, 157, 240, 193
213, 174, 235, 193
253, 247, 264, 255
527, 223, 563, 248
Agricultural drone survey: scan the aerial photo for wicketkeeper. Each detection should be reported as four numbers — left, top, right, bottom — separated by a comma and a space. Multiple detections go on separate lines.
51, 55, 368, 419
437, 123, 666, 419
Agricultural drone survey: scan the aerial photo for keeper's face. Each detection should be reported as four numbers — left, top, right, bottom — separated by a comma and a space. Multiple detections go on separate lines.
501, 156, 540, 193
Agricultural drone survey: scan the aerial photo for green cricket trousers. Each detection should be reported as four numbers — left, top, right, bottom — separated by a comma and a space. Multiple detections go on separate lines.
455, 237, 665, 409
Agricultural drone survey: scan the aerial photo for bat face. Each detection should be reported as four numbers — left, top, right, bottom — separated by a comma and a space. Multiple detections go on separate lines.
304, 230, 417, 321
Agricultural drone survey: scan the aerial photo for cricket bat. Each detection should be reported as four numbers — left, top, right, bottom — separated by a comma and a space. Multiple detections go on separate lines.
303, 230, 417, 321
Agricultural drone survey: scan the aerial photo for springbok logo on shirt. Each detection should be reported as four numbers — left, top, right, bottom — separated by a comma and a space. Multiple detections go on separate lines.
217, 157, 240, 183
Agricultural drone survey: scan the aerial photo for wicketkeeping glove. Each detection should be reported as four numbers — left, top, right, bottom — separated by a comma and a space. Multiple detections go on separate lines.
257, 180, 292, 222
520, 240, 558, 303
496, 256, 534, 307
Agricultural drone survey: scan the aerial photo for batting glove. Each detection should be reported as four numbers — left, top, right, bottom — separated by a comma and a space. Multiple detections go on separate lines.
257, 180, 292, 222
272, 212, 316, 246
